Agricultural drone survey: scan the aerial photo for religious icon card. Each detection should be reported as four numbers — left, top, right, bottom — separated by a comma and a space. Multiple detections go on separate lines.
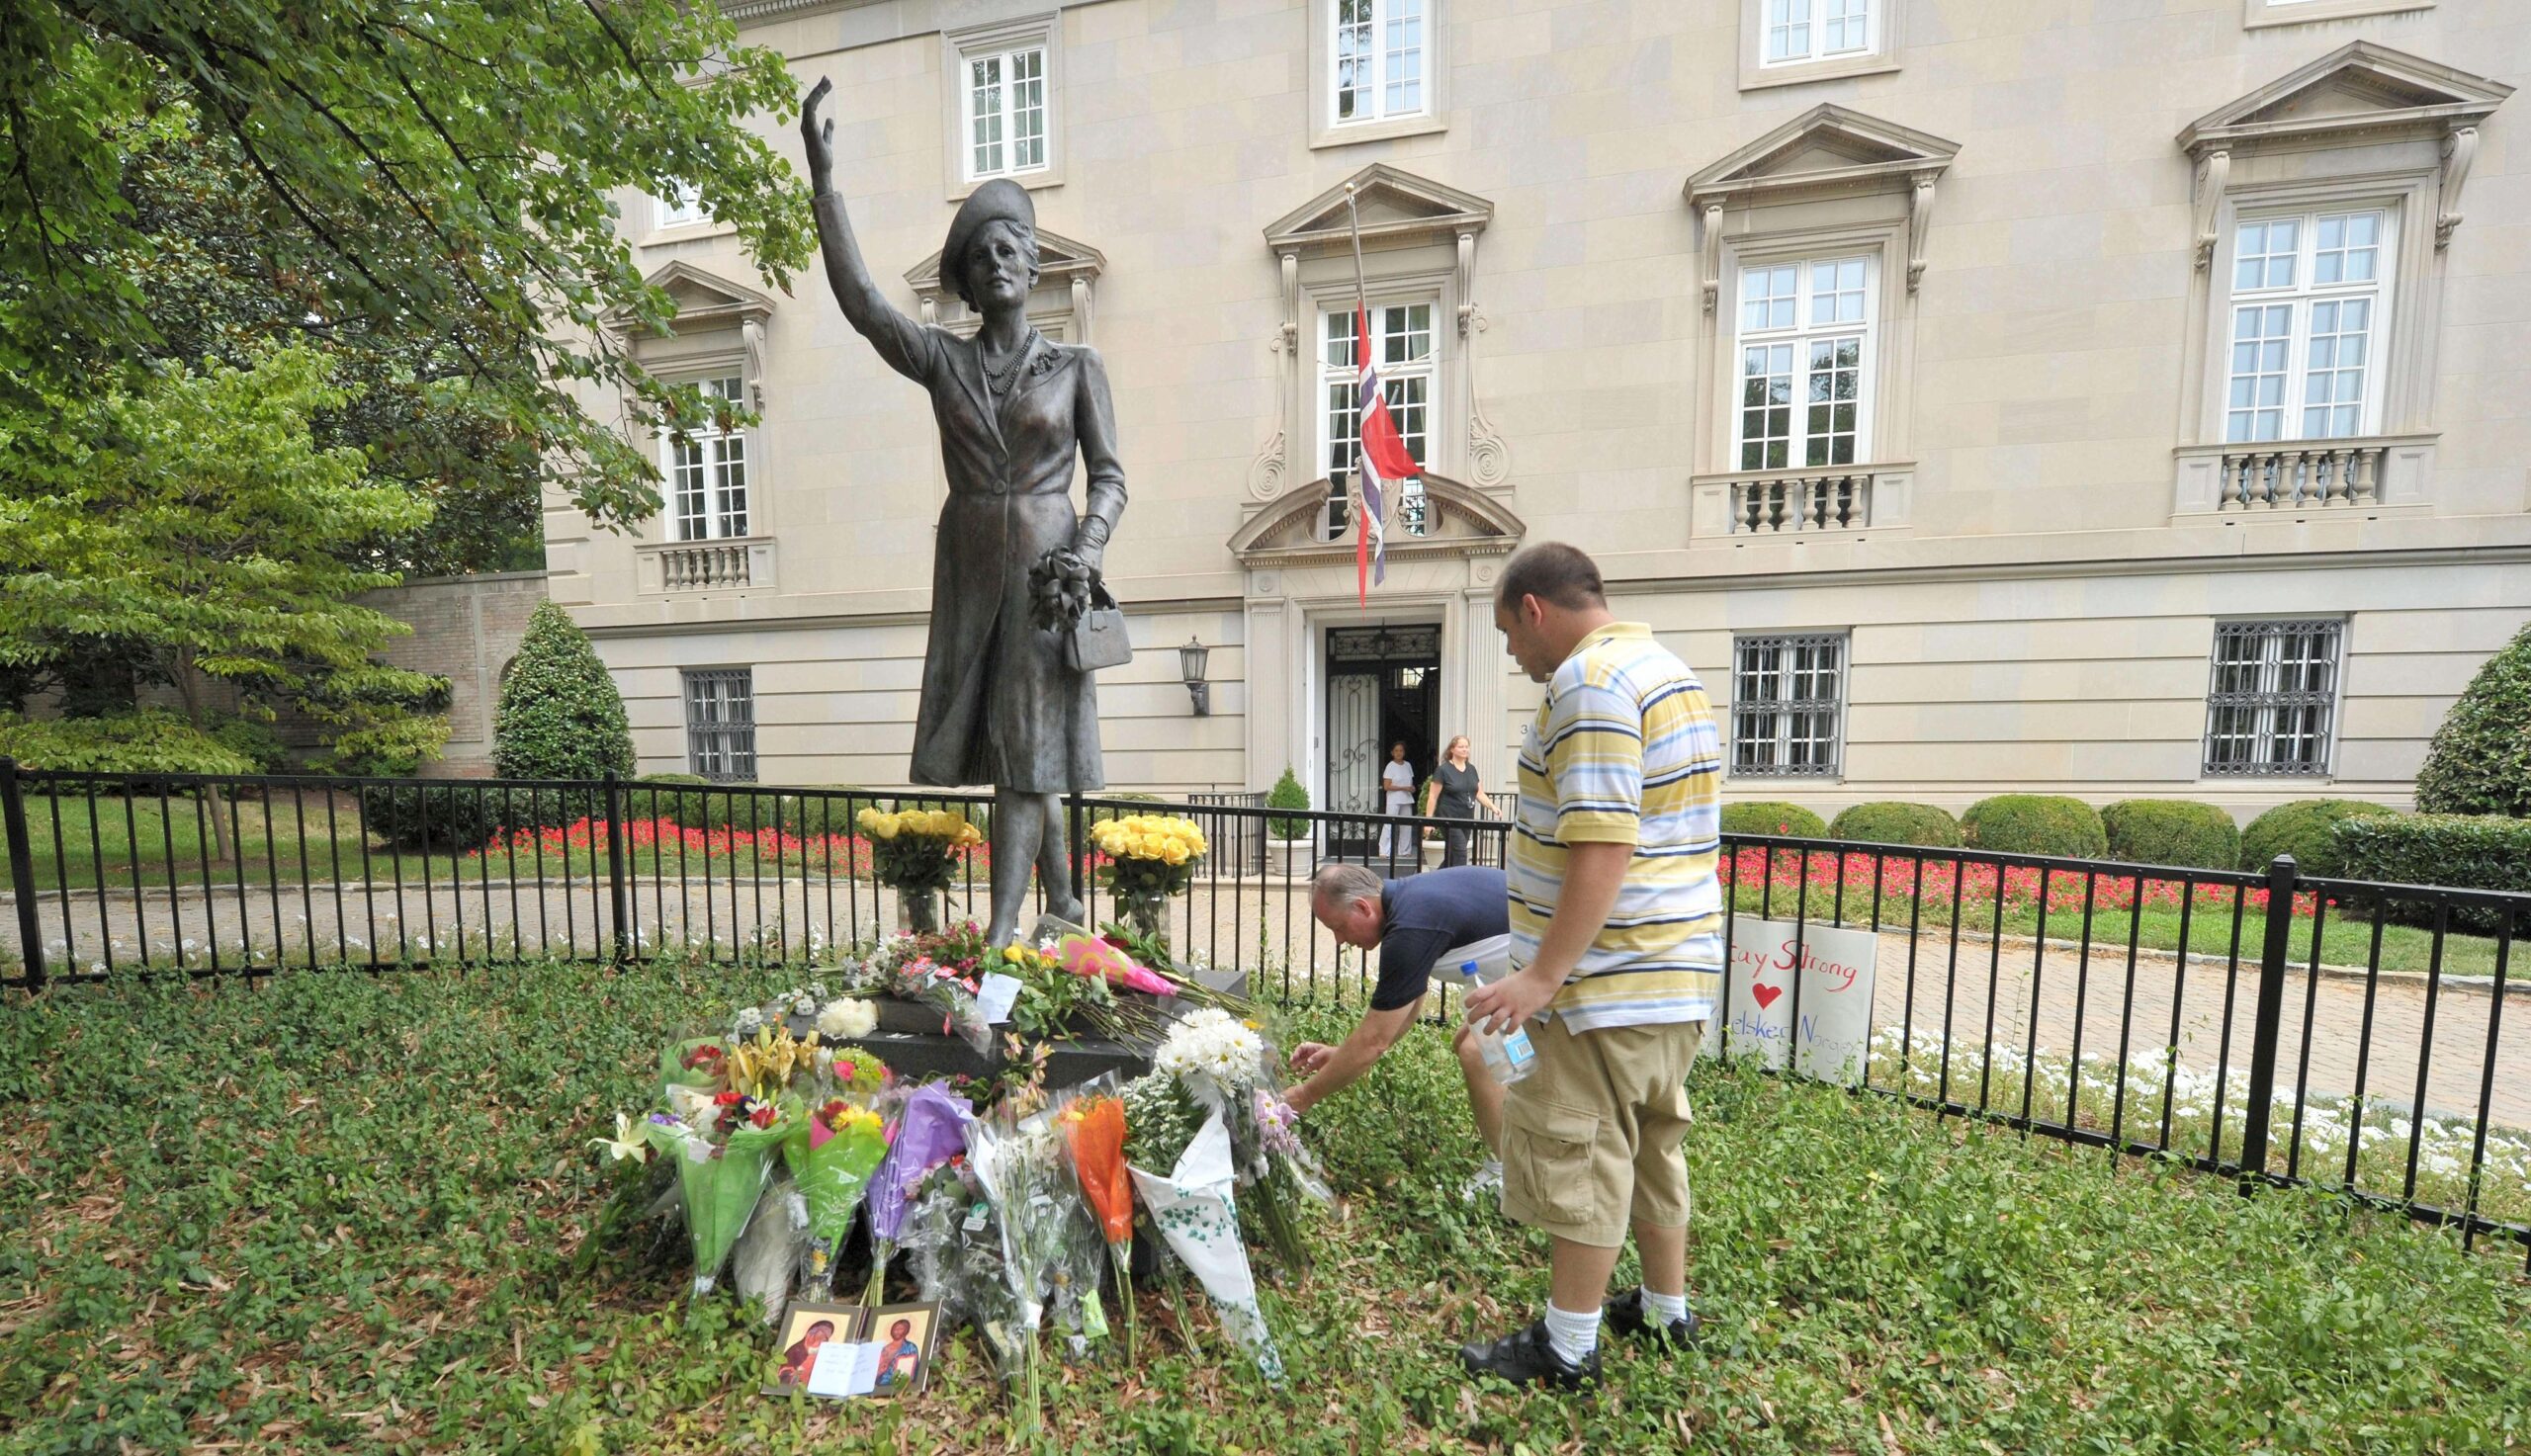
764, 1301, 868, 1397
861, 1302, 940, 1398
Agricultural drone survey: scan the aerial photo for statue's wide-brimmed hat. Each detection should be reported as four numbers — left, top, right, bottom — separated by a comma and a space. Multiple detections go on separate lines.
941, 179, 1037, 302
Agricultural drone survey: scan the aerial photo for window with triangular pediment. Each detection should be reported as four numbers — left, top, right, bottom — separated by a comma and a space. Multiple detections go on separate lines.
2167, 43, 2510, 516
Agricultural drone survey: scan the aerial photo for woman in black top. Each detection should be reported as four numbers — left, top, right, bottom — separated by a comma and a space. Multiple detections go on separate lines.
1421, 734, 1499, 868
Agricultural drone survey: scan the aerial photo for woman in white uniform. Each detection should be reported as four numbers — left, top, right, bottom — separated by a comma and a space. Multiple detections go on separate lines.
1376, 740, 1417, 858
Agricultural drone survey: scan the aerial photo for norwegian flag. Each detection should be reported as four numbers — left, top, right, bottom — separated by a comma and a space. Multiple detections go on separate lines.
1352, 303, 1423, 605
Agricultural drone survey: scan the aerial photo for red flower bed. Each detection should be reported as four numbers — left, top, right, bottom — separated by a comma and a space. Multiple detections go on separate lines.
1720, 846, 2330, 921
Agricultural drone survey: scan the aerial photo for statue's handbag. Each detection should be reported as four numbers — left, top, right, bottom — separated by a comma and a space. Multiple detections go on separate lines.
1066, 576, 1132, 672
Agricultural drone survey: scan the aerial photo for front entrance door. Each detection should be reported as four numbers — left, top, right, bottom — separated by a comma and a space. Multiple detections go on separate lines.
1324, 624, 1441, 860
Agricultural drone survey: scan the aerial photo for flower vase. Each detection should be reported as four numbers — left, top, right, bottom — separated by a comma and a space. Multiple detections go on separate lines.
899, 887, 940, 936
1124, 889, 1171, 948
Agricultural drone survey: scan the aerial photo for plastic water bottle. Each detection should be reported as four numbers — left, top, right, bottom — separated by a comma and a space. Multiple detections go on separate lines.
1461, 959, 1537, 1085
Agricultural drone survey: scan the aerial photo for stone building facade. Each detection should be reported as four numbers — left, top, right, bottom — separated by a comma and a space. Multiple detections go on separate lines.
549, 0, 2529, 826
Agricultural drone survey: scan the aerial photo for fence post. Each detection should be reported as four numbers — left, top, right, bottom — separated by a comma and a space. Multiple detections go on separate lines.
2235, 853, 2300, 1187
603, 771, 631, 968
1, 757, 44, 991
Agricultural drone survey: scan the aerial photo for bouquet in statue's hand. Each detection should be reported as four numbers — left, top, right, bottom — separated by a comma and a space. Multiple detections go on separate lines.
1029, 546, 1096, 630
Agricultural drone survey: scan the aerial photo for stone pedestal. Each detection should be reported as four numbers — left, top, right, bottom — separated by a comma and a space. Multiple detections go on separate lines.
836, 963, 1250, 1091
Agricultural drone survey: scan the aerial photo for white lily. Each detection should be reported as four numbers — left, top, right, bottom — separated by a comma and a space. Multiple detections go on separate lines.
589, 1111, 650, 1163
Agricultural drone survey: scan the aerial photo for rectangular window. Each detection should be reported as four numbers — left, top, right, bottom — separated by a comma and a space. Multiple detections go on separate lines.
966, 44, 1049, 181
2224, 210, 2388, 443
1732, 634, 1847, 777
658, 181, 708, 229
1319, 302, 1434, 540
665, 377, 748, 543
1764, 0, 1875, 64
1736, 255, 1873, 471
683, 668, 757, 784
2203, 620, 2342, 776
1334, 0, 1426, 127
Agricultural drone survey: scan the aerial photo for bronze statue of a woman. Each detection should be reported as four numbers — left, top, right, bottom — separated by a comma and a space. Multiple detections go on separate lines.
801, 80, 1122, 946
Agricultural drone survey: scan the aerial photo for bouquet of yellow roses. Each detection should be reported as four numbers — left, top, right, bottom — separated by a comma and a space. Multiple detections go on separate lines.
1087, 814, 1208, 899
859, 807, 983, 895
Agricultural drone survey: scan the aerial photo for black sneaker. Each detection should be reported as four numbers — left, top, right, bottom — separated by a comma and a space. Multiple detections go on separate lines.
1457, 1320, 1600, 1390
1604, 1287, 1700, 1346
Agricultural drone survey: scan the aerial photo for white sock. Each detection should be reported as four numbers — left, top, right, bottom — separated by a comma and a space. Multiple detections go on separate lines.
1641, 1287, 1690, 1326
1542, 1301, 1601, 1365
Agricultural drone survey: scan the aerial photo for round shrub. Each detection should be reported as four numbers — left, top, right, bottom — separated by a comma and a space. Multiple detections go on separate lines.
358, 781, 497, 851
2101, 800, 2241, 871
2237, 799, 2398, 878
1720, 801, 1829, 840
1960, 795, 2108, 859
491, 601, 635, 792
2414, 621, 2531, 818
1827, 802, 1962, 848
1266, 766, 1311, 841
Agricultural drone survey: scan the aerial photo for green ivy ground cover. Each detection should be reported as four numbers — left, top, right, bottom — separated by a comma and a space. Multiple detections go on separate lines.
3, 958, 2526, 1454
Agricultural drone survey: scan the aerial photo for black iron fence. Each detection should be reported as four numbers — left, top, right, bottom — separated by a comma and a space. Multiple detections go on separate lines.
2, 759, 2523, 1266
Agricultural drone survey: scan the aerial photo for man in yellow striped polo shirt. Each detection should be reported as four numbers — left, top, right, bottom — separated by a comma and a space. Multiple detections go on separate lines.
1462, 542, 1723, 1389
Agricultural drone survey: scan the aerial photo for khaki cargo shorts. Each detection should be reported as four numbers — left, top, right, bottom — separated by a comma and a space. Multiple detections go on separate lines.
1498, 1015, 1704, 1249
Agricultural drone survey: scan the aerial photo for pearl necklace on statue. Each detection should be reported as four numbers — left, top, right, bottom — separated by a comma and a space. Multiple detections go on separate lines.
982, 327, 1041, 397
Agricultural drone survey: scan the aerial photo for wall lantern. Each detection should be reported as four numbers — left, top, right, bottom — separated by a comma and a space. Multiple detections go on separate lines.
1178, 638, 1212, 717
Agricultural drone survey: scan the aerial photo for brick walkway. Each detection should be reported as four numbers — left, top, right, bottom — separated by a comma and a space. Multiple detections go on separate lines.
1853, 926, 2529, 1137
12, 871, 2524, 1137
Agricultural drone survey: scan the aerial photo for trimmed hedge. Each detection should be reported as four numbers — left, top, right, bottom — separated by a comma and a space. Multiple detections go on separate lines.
1827, 802, 1962, 849
782, 790, 989, 842
1961, 795, 2108, 859
774, 784, 858, 839
2414, 621, 2531, 818
649, 781, 783, 834
1720, 801, 1829, 840
2236, 799, 2397, 877
2331, 814, 2531, 934
2102, 800, 2241, 872
627, 774, 706, 827
1266, 767, 1310, 841
358, 782, 499, 852
1086, 792, 1166, 829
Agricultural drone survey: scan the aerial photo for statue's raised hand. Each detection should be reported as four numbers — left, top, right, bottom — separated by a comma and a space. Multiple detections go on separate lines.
800, 78, 835, 193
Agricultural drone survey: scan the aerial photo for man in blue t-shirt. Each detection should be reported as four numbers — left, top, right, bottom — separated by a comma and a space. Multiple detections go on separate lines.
1283, 863, 1511, 1150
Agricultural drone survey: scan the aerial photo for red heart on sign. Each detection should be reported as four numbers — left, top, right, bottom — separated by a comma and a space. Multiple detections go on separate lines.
1751, 983, 1784, 1010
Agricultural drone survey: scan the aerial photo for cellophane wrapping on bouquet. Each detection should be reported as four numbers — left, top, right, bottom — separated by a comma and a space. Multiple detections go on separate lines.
1150, 1007, 1324, 1279
875, 928, 998, 1053
968, 1105, 1101, 1430
731, 1184, 809, 1322
908, 1158, 1033, 1404
864, 1081, 974, 1302
783, 1098, 892, 1298
1057, 1076, 1137, 1358
1127, 1111, 1284, 1382
639, 1093, 793, 1300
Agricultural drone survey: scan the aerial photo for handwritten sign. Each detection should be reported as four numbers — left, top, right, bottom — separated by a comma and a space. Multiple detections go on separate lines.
806, 1341, 880, 1398
1699, 918, 1877, 1086
976, 972, 1023, 1026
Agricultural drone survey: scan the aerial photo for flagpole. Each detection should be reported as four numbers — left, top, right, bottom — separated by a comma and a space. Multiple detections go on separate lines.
1344, 183, 1375, 602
